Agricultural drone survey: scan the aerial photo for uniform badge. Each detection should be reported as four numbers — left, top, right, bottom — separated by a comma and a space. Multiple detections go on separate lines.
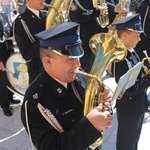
33, 93, 38, 99
70, 2, 78, 11
57, 88, 62, 93
32, 15, 35, 18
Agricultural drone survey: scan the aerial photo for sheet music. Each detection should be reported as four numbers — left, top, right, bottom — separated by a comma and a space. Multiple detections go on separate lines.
111, 62, 143, 107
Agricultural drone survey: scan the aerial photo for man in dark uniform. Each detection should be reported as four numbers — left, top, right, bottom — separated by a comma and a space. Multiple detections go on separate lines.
21, 22, 113, 150
112, 14, 150, 150
69, 0, 122, 73
14, 0, 46, 84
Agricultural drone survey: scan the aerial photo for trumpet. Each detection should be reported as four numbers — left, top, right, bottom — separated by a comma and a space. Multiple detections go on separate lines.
142, 50, 150, 74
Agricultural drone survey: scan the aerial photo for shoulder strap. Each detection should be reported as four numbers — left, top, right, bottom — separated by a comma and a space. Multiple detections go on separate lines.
13, 17, 35, 43
143, 6, 150, 37
74, 0, 93, 12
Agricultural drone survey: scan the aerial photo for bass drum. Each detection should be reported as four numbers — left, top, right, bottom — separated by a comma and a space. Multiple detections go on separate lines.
6, 53, 29, 96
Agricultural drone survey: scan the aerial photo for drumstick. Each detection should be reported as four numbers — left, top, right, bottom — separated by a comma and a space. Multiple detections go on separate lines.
4, 68, 18, 78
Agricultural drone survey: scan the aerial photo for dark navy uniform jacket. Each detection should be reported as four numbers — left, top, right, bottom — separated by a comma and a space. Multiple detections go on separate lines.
135, 0, 150, 59
112, 50, 150, 115
14, 8, 46, 71
21, 69, 101, 150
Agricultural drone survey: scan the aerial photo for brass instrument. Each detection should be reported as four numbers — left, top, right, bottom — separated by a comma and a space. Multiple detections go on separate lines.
92, 0, 109, 28
142, 50, 150, 74
76, 1, 127, 149
43, 0, 73, 29
74, 1, 128, 149
75, 32, 126, 149
82, 3, 128, 146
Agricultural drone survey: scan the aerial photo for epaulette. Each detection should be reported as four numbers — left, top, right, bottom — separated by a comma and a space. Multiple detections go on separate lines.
17, 12, 26, 20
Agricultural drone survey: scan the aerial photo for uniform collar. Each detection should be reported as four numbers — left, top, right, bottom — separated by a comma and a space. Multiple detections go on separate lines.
128, 48, 134, 53
49, 74, 68, 89
40, 70, 83, 110
27, 6, 40, 18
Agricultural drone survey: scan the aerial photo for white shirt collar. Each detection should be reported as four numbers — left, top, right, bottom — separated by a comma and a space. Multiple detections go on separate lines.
50, 75, 68, 89
27, 7, 40, 18
128, 48, 134, 53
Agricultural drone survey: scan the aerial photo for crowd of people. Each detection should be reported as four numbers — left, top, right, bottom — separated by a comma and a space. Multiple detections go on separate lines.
0, 0, 150, 150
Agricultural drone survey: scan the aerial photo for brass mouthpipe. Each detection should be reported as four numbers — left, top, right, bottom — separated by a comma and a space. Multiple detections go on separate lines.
42, 2, 51, 8
74, 69, 103, 89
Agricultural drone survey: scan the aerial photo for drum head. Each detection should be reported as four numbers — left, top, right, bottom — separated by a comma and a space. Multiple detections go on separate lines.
6, 53, 29, 95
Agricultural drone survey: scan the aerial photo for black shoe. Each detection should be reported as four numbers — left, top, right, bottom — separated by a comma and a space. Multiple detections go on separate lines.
10, 99, 21, 104
2, 108, 13, 116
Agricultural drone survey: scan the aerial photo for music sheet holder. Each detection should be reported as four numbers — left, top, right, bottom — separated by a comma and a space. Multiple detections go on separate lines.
111, 62, 143, 108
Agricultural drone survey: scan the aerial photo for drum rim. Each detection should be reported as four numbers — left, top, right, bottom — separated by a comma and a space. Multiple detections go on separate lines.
5, 52, 26, 62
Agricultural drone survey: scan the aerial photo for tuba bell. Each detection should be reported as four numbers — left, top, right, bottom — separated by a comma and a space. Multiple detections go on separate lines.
43, 0, 73, 29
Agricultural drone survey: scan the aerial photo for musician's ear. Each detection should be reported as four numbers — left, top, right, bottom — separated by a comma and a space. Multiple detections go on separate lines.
43, 56, 51, 66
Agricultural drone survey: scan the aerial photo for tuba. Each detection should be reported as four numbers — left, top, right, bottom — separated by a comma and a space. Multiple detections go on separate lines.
43, 0, 73, 29
75, 2, 129, 147
92, 0, 109, 28
75, 2, 129, 148
75, 32, 127, 149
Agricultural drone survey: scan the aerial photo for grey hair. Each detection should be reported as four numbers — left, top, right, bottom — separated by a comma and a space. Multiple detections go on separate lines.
40, 47, 56, 61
